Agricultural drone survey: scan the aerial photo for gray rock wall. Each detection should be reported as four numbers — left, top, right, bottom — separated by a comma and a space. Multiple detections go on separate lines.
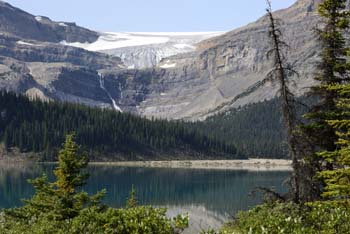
0, 0, 326, 121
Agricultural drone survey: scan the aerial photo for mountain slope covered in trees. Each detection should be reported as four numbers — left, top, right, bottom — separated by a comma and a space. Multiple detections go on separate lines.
0, 91, 313, 160
0, 92, 242, 161
191, 97, 313, 159
192, 99, 287, 158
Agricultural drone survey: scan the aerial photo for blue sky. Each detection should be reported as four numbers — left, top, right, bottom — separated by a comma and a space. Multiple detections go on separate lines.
6, 0, 297, 32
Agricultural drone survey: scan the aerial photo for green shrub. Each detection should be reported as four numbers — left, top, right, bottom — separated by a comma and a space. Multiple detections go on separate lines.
1, 206, 188, 234
223, 202, 350, 234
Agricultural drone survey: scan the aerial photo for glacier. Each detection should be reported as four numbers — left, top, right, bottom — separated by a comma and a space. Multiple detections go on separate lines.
61, 32, 225, 68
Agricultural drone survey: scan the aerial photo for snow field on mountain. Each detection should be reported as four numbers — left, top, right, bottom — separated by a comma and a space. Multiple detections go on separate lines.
61, 32, 224, 52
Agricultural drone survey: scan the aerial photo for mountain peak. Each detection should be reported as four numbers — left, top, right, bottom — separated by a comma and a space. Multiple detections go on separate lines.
0, 1, 99, 43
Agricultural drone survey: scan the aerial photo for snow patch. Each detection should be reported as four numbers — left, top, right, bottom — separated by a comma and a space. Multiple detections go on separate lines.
160, 60, 176, 68
161, 63, 176, 68
17, 40, 37, 46
62, 31, 226, 68
60, 40, 89, 47
59, 22, 68, 27
61, 32, 225, 52
173, 44, 195, 49
61, 32, 170, 51
128, 32, 224, 36
35, 16, 42, 22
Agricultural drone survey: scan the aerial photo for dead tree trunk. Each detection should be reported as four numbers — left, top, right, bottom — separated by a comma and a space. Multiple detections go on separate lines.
265, 0, 301, 203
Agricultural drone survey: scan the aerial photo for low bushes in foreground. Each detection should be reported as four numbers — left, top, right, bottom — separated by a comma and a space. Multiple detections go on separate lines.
220, 202, 350, 234
0, 206, 188, 234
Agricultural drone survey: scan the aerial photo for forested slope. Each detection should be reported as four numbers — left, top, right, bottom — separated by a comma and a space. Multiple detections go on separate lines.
0, 92, 242, 161
192, 98, 311, 159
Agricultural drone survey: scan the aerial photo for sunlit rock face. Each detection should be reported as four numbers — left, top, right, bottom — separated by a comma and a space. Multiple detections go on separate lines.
96, 0, 323, 120
0, 0, 326, 119
0, 32, 125, 108
0, 1, 98, 43
0, 2, 124, 109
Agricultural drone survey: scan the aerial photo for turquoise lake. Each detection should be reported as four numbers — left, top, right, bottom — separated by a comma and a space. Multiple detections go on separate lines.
0, 164, 289, 232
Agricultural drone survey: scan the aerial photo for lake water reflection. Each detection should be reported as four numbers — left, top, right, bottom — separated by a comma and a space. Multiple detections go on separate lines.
0, 164, 289, 233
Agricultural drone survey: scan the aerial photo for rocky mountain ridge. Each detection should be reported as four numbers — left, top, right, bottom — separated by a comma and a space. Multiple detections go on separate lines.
0, 1, 99, 43
0, 1, 125, 108
116, 0, 322, 119
0, 0, 325, 120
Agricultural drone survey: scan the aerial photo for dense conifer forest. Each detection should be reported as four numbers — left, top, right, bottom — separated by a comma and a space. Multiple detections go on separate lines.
0, 92, 242, 161
0, 91, 312, 160
193, 99, 287, 158
191, 97, 314, 159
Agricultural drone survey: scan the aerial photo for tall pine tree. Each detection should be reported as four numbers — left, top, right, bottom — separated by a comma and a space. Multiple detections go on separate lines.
318, 84, 350, 206
300, 0, 350, 202
5, 134, 105, 221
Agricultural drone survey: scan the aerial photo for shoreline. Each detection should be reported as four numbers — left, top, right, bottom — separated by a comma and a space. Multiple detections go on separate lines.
89, 159, 292, 171
0, 158, 292, 171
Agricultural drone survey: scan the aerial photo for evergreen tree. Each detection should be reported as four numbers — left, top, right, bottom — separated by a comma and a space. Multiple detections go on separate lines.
127, 185, 139, 208
300, 0, 350, 202
5, 134, 105, 221
318, 84, 350, 206
54, 133, 88, 196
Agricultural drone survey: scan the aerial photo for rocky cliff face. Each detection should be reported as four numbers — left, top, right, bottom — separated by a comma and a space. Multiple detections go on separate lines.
0, 10, 125, 109
0, 0, 98, 43
0, 0, 326, 120
96, 0, 323, 120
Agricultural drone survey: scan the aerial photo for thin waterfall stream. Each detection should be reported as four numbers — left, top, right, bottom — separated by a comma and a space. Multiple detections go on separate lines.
98, 72, 123, 112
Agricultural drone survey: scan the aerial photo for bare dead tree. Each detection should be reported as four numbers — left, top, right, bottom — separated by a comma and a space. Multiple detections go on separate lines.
265, 0, 301, 203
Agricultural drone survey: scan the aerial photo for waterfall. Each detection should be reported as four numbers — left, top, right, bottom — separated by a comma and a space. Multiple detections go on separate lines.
98, 73, 123, 112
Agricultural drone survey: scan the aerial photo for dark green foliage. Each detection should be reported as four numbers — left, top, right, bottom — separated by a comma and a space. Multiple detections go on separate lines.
191, 98, 312, 159
316, 84, 350, 205
127, 185, 138, 208
0, 135, 188, 234
2, 134, 105, 223
302, 0, 350, 151
0, 91, 242, 161
189, 96, 316, 158
297, 0, 350, 203
54, 134, 89, 196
